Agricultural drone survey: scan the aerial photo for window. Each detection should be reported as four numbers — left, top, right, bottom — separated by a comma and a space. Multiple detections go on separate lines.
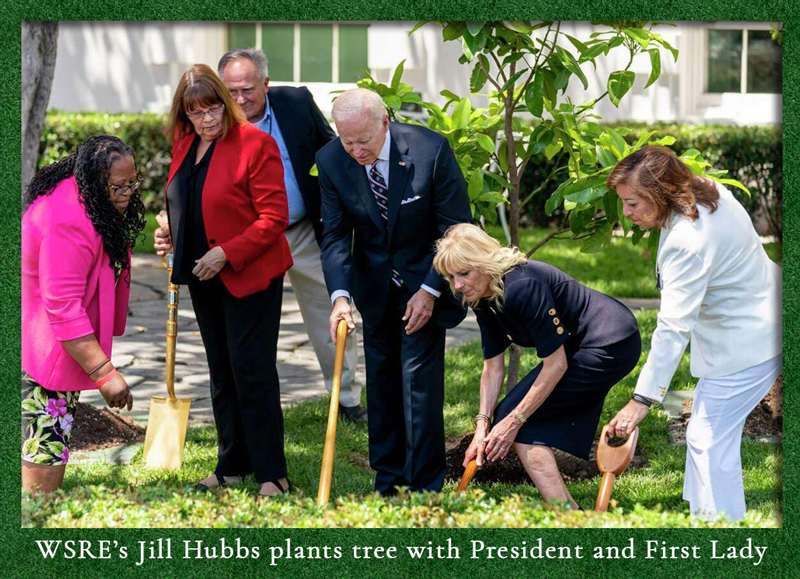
707, 29, 781, 94
226, 22, 369, 83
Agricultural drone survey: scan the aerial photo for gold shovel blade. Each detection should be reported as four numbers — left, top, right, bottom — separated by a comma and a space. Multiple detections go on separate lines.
142, 396, 191, 470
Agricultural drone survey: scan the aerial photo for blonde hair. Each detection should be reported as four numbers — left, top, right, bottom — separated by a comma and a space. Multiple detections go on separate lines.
165, 64, 247, 145
433, 223, 527, 306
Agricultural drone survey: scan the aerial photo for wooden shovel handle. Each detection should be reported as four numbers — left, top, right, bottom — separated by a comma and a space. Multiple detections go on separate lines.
595, 472, 617, 512
456, 460, 478, 493
317, 320, 349, 505
163, 254, 179, 401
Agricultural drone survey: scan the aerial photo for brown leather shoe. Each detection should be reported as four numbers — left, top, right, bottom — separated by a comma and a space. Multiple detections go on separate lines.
339, 404, 368, 424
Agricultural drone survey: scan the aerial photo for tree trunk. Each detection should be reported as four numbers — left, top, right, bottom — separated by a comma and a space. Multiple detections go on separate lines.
22, 21, 58, 198
503, 74, 521, 390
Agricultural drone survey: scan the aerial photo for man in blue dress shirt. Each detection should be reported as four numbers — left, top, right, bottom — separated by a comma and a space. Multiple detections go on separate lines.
217, 48, 365, 423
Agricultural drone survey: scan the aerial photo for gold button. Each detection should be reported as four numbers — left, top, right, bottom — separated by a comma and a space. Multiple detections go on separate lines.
553, 318, 560, 325
548, 308, 556, 316
557, 327, 564, 335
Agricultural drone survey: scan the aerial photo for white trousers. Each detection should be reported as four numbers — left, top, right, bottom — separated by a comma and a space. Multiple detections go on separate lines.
683, 354, 782, 521
284, 218, 361, 407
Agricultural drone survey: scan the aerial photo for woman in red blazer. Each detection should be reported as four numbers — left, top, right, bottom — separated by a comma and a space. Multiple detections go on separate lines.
155, 64, 293, 497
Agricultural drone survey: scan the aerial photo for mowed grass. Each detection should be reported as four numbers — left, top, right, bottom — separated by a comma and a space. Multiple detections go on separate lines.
23, 311, 780, 528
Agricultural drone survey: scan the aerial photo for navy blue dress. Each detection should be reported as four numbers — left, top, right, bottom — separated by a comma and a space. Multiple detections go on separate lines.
475, 261, 641, 459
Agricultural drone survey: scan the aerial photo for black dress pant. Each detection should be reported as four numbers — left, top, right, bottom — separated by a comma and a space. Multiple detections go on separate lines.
188, 276, 286, 483
361, 285, 447, 495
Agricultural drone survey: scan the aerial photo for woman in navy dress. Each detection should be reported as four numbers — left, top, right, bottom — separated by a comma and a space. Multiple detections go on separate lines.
434, 224, 641, 508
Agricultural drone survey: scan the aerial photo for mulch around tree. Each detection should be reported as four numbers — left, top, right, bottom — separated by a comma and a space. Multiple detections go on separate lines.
446, 375, 782, 486
71, 402, 145, 452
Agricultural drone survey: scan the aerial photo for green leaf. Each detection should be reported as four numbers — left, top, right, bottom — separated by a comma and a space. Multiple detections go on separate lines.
564, 182, 607, 204
606, 127, 628, 158
500, 70, 527, 92
383, 95, 402, 110
22, 398, 43, 413
565, 34, 589, 54
525, 74, 544, 117
467, 170, 485, 201
608, 70, 636, 107
650, 135, 676, 146
466, 21, 486, 36
476, 133, 496, 153
483, 171, 513, 191
391, 60, 406, 91
557, 47, 589, 90
507, 21, 533, 34
544, 140, 562, 160
497, 140, 509, 173
710, 177, 751, 197
452, 98, 472, 129
644, 49, 661, 89
597, 145, 617, 168
401, 92, 422, 103
545, 180, 570, 215
470, 62, 488, 93
502, 53, 527, 66
623, 28, 651, 49
541, 69, 557, 106
46, 441, 66, 456
647, 228, 661, 261
408, 21, 429, 36
620, 203, 632, 235
655, 35, 679, 62
443, 21, 467, 42
603, 189, 619, 223
581, 226, 613, 253
579, 42, 608, 64
37, 415, 57, 430
633, 130, 659, 151
530, 128, 554, 155
631, 225, 646, 246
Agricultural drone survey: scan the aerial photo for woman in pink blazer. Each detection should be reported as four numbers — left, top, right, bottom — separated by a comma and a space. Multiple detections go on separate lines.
22, 135, 147, 493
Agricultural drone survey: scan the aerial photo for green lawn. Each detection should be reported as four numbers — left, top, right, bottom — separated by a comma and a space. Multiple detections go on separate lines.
22, 310, 780, 528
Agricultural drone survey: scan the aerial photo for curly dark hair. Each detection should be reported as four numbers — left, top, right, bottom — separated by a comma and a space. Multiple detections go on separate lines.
23, 135, 147, 273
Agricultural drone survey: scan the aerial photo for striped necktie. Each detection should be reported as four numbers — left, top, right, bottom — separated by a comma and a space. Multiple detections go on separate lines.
368, 164, 402, 287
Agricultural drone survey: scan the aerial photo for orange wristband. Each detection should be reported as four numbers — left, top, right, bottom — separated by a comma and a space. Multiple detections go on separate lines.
94, 368, 120, 388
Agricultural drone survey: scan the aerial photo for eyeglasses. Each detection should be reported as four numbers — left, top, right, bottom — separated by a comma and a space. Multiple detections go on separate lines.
109, 174, 144, 197
186, 104, 225, 121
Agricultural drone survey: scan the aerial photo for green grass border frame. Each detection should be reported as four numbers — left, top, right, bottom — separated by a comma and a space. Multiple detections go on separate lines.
5, 5, 795, 578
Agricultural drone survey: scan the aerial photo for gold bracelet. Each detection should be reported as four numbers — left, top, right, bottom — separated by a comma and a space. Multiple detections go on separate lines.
512, 409, 526, 426
474, 413, 491, 426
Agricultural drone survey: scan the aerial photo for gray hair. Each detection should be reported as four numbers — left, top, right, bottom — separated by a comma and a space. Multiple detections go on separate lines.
218, 48, 269, 82
331, 88, 387, 126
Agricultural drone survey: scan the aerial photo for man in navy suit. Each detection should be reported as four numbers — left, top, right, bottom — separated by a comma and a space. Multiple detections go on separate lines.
217, 48, 365, 423
317, 88, 471, 494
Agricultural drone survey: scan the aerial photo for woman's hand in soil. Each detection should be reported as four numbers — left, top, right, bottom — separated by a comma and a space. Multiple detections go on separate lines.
464, 422, 489, 468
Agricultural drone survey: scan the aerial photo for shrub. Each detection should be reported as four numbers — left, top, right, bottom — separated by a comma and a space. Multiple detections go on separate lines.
520, 123, 782, 239
39, 111, 171, 211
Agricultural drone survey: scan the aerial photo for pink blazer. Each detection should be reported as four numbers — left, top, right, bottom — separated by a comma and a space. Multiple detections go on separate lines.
22, 176, 130, 391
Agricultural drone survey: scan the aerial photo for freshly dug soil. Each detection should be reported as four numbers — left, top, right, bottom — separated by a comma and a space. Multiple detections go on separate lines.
445, 435, 648, 485
71, 402, 145, 451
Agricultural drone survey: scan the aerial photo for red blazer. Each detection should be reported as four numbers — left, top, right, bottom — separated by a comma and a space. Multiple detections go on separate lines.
165, 122, 292, 297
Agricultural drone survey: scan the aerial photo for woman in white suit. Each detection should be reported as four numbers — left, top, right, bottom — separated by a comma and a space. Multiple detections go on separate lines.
606, 146, 782, 521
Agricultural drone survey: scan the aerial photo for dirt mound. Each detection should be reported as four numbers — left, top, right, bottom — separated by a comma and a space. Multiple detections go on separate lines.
680, 374, 782, 439
445, 435, 648, 485
71, 402, 145, 451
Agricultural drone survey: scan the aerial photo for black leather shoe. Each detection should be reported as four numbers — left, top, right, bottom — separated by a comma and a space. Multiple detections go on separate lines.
339, 404, 368, 424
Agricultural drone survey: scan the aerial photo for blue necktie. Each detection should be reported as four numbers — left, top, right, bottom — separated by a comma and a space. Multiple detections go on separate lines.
369, 164, 402, 287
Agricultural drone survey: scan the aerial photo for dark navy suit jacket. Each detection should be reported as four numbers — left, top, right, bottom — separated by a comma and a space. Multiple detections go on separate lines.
317, 122, 471, 327
268, 86, 337, 245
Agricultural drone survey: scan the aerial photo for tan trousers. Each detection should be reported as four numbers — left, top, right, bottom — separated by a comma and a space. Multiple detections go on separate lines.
284, 218, 361, 407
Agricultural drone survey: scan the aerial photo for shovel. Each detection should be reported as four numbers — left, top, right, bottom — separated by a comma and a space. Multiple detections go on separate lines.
594, 424, 639, 512
142, 254, 191, 470
456, 459, 478, 493
317, 320, 349, 505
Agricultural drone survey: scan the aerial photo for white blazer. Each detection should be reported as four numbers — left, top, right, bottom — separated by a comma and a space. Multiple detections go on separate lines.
635, 182, 782, 403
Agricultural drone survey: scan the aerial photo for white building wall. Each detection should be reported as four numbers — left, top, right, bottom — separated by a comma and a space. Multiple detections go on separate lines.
49, 21, 780, 125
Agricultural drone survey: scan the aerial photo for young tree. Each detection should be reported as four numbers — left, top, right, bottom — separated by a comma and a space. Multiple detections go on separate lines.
358, 21, 748, 385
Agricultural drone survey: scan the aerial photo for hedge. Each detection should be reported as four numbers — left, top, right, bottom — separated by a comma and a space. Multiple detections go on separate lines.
39, 113, 782, 239
521, 123, 782, 239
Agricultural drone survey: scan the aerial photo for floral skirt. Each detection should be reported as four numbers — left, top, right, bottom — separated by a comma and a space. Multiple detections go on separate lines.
21, 371, 80, 466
